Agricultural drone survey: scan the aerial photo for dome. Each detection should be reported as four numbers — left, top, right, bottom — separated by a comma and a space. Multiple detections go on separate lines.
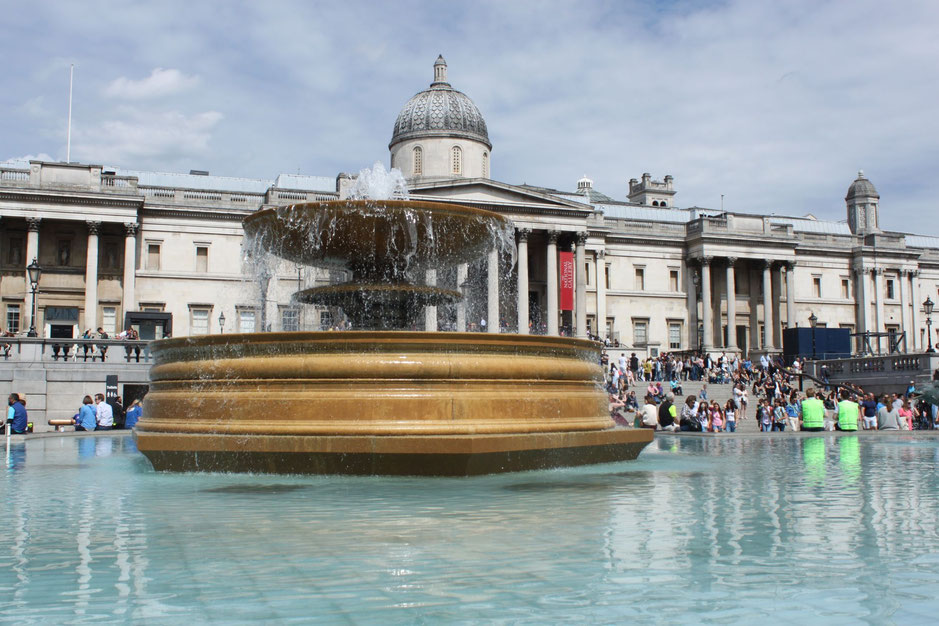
846, 170, 879, 200
389, 56, 491, 150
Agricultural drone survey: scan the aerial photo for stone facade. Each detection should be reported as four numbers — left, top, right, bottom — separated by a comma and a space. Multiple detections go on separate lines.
1, 58, 938, 359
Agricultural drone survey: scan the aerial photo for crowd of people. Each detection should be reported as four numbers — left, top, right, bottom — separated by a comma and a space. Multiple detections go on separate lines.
5, 391, 142, 435
605, 349, 939, 434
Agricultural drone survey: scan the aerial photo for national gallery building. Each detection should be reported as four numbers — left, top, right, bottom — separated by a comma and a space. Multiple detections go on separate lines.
1, 56, 937, 357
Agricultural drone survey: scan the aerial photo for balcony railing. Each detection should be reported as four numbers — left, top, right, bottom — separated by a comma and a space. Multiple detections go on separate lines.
0, 338, 153, 364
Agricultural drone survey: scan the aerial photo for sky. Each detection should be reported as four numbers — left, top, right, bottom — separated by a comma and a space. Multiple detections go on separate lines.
2, 0, 938, 231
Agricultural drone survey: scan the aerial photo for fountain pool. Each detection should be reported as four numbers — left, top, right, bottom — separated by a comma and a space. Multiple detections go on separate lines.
5, 432, 939, 622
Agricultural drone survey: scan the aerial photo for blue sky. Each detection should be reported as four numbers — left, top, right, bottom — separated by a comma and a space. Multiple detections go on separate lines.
2, 0, 938, 231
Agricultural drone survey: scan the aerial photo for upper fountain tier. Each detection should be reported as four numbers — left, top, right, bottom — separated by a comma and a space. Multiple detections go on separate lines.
243, 199, 511, 278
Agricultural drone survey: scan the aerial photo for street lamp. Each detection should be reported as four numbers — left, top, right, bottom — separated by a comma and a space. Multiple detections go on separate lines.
26, 258, 41, 337
219, 311, 226, 334
809, 312, 818, 360
925, 296, 935, 353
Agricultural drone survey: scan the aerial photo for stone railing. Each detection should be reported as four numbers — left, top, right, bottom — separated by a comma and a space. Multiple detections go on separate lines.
267, 189, 339, 204
806, 353, 939, 391
0, 338, 153, 364
141, 187, 268, 209
100, 174, 138, 190
0, 167, 30, 183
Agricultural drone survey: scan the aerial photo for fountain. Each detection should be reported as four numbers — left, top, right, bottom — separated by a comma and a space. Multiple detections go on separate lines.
134, 165, 652, 475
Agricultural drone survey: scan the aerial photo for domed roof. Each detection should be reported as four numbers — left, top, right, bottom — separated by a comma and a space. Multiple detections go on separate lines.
846, 170, 879, 200
390, 56, 491, 150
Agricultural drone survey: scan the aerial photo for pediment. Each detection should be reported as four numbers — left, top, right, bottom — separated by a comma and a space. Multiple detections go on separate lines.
407, 178, 592, 211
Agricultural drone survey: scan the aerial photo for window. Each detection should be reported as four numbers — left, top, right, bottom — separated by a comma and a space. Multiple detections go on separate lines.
196, 246, 208, 272
6, 304, 20, 333
482, 152, 489, 177
633, 319, 648, 346
282, 308, 300, 332
190, 308, 210, 335
669, 270, 679, 292
634, 268, 645, 291
585, 263, 591, 286
813, 277, 821, 298
886, 279, 895, 300
102, 306, 117, 334
238, 309, 256, 333
413, 146, 423, 175
451, 146, 462, 175
604, 265, 610, 290
759, 324, 765, 349
319, 311, 333, 330
842, 279, 850, 299
147, 243, 161, 270
669, 322, 681, 349
141, 303, 165, 312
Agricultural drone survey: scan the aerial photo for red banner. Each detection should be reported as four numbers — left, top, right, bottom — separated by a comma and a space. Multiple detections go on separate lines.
559, 251, 574, 311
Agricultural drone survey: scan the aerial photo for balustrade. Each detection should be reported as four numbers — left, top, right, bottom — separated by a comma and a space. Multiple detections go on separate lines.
0, 338, 153, 364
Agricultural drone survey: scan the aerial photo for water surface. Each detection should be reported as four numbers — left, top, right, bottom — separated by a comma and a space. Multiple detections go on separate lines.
2, 434, 938, 623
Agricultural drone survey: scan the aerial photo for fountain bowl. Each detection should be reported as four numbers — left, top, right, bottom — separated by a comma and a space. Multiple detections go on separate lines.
134, 331, 652, 475
242, 199, 512, 273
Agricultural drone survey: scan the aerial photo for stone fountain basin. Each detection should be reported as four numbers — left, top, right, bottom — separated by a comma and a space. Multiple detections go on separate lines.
134, 332, 653, 475
242, 199, 511, 272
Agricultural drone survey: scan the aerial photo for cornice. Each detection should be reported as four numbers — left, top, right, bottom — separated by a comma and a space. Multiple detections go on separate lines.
0, 189, 143, 210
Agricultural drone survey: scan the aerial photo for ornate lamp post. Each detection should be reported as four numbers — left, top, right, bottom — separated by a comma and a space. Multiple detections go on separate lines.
26, 259, 41, 337
219, 311, 226, 335
925, 296, 935, 353
809, 311, 818, 360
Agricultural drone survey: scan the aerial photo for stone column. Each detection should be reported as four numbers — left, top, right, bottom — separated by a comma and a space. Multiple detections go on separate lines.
24, 218, 40, 333
874, 268, 885, 352
855, 266, 869, 352
546, 231, 559, 336
900, 268, 911, 352
516, 229, 530, 334
85, 221, 100, 331
786, 262, 796, 330
911, 270, 921, 351
456, 263, 468, 332
686, 261, 698, 349
122, 223, 138, 325
575, 232, 587, 339
701, 256, 713, 352
762, 261, 775, 350
425, 269, 437, 332
725, 257, 737, 351
487, 246, 499, 333
596, 249, 606, 341
771, 264, 783, 348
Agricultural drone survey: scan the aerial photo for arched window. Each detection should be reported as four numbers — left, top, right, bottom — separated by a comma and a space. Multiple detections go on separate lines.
451, 146, 462, 176
660, 200, 667, 207
413, 146, 423, 175
482, 151, 489, 177
652, 200, 659, 207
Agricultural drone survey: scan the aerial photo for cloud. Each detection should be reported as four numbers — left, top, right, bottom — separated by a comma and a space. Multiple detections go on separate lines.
73, 109, 222, 166
104, 68, 201, 100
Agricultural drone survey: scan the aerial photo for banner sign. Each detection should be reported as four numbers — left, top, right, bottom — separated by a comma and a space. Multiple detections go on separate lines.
559, 251, 574, 311
106, 375, 119, 403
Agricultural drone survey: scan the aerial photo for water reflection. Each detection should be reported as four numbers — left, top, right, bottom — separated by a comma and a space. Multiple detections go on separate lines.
4, 434, 939, 622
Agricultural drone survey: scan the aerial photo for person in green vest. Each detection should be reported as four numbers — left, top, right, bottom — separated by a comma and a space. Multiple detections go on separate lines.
800, 388, 826, 432
836, 390, 860, 431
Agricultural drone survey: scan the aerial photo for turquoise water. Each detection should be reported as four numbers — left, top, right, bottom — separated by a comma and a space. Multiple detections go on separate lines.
3, 433, 939, 623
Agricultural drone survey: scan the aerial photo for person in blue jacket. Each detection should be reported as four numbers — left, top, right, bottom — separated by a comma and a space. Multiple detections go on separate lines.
74, 395, 97, 431
8, 393, 27, 434
124, 399, 142, 429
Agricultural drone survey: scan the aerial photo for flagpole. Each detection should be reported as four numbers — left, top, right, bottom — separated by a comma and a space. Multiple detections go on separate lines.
66, 64, 74, 163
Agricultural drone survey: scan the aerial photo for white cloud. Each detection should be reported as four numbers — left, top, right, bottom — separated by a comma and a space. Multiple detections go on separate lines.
73, 109, 222, 166
104, 68, 200, 100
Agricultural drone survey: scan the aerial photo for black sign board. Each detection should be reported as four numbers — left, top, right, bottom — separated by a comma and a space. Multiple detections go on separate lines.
106, 375, 119, 403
